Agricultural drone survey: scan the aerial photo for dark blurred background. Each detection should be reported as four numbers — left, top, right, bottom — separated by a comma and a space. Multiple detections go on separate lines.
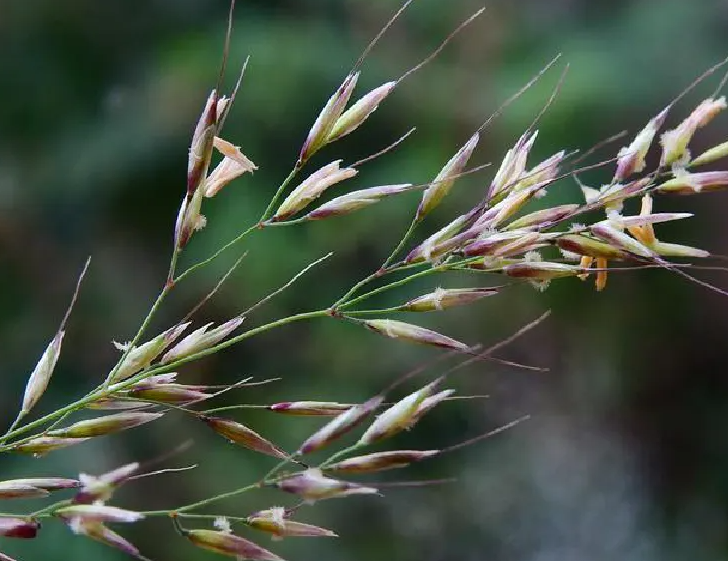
2, 0, 728, 560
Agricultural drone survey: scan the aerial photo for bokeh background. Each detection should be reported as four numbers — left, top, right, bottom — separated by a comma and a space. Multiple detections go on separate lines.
2, 0, 728, 559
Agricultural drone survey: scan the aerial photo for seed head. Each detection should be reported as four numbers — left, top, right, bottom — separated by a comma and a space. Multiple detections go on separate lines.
12, 437, 91, 456
49, 412, 163, 438
505, 204, 579, 230
488, 130, 538, 200
108, 323, 189, 383
410, 389, 455, 424
650, 241, 709, 258
20, 330, 65, 416
297, 396, 384, 455
358, 379, 442, 445
661, 97, 726, 167
326, 450, 440, 474
400, 287, 499, 312
74, 462, 139, 505
590, 222, 653, 258
327, 81, 397, 142
187, 90, 219, 196
274, 161, 357, 221
299, 72, 360, 163
305, 184, 412, 220
247, 507, 337, 539
615, 107, 669, 181
268, 402, 354, 416
556, 234, 628, 260
0, 478, 78, 500
0, 517, 40, 538
202, 416, 289, 460
56, 504, 144, 525
417, 133, 480, 220
690, 140, 728, 167
174, 189, 206, 250
658, 170, 728, 195
405, 208, 480, 263
503, 262, 584, 280
204, 137, 257, 198
182, 527, 285, 561
127, 383, 210, 405
69, 520, 143, 559
275, 469, 379, 502
363, 319, 471, 352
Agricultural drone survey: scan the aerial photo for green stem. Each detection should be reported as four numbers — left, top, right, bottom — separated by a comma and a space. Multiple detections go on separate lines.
344, 306, 405, 316
260, 166, 300, 223
173, 482, 260, 514
331, 218, 420, 309
175, 224, 259, 284
381, 217, 419, 270
339, 265, 447, 310
319, 443, 364, 469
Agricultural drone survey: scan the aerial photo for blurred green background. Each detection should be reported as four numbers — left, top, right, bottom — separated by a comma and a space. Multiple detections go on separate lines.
2, 0, 728, 560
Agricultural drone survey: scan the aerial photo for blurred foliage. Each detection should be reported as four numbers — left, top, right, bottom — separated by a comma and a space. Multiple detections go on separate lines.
2, 0, 728, 560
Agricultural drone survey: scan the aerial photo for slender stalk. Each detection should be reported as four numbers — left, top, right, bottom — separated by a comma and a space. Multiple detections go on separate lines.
0, 310, 330, 446
259, 166, 300, 223
175, 224, 258, 284
319, 443, 365, 469
331, 218, 419, 309
381, 217, 418, 270
173, 482, 260, 514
